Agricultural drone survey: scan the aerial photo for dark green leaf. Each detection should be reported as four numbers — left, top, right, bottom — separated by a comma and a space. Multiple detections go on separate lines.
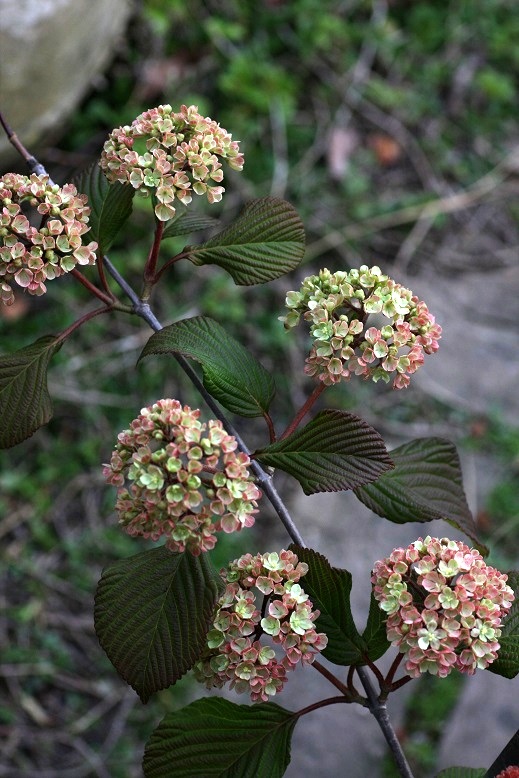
75, 163, 134, 252
354, 438, 484, 551
162, 211, 218, 239
435, 769, 485, 778
0, 335, 62, 448
139, 316, 275, 417
290, 546, 366, 665
256, 410, 393, 494
488, 570, 519, 679
362, 591, 390, 662
143, 697, 296, 778
94, 547, 221, 703
185, 197, 305, 285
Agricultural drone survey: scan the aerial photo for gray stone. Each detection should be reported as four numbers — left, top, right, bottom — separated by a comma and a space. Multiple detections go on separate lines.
0, 0, 134, 166
408, 266, 519, 422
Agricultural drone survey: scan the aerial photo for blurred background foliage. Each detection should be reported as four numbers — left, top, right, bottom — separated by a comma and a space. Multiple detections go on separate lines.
1, 1, 518, 775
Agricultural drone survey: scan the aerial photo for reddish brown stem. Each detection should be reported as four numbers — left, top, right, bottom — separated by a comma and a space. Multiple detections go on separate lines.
96, 253, 115, 300
364, 657, 385, 687
143, 220, 165, 285
56, 305, 112, 343
279, 382, 326, 440
263, 412, 277, 443
312, 660, 365, 704
385, 652, 405, 687
387, 675, 413, 693
71, 268, 114, 305
153, 249, 192, 284
295, 695, 355, 720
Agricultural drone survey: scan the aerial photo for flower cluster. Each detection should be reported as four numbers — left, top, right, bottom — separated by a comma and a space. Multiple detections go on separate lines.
281, 266, 442, 389
496, 768, 519, 778
0, 173, 97, 306
372, 536, 514, 678
99, 104, 244, 221
193, 550, 328, 702
103, 399, 261, 555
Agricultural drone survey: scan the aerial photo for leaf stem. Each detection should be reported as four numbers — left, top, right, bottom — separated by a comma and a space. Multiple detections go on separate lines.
263, 411, 277, 443
295, 695, 356, 720
313, 660, 365, 703
56, 305, 112, 343
280, 382, 325, 440
71, 268, 115, 305
384, 652, 405, 688
142, 219, 165, 294
153, 249, 191, 283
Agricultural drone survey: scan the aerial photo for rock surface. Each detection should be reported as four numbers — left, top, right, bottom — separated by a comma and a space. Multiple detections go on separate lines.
0, 0, 134, 166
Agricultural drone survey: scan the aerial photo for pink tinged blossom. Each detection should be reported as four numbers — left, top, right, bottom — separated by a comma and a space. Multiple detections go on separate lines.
372, 536, 514, 678
104, 399, 261, 554
193, 550, 327, 702
0, 173, 97, 305
99, 104, 244, 220
281, 265, 442, 389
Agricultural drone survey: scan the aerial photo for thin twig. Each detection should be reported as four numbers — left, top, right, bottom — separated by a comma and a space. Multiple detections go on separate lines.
356, 666, 414, 778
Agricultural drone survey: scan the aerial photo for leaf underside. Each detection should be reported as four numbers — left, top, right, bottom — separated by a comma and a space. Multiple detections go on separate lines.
94, 546, 221, 703
185, 197, 306, 285
0, 335, 62, 448
138, 315, 275, 417
75, 163, 134, 253
162, 211, 218, 239
256, 409, 393, 494
143, 697, 296, 778
488, 570, 519, 679
354, 437, 484, 551
290, 545, 366, 665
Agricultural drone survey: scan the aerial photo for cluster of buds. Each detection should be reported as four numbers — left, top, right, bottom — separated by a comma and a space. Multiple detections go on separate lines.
372, 536, 514, 678
103, 399, 261, 555
281, 266, 442, 389
99, 104, 244, 221
193, 550, 328, 702
0, 173, 97, 305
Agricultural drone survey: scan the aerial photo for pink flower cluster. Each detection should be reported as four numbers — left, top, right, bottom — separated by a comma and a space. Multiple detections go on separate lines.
99, 104, 244, 221
193, 550, 328, 702
0, 173, 97, 305
496, 768, 519, 778
281, 266, 442, 389
103, 399, 260, 555
372, 536, 514, 678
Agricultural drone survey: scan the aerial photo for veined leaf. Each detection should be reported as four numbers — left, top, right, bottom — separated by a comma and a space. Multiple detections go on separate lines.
143, 698, 296, 778
162, 211, 218, 239
362, 591, 390, 663
75, 163, 134, 252
185, 197, 305, 285
290, 546, 366, 665
354, 438, 484, 551
0, 335, 62, 448
94, 547, 222, 703
488, 570, 519, 679
255, 410, 393, 494
139, 316, 275, 417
